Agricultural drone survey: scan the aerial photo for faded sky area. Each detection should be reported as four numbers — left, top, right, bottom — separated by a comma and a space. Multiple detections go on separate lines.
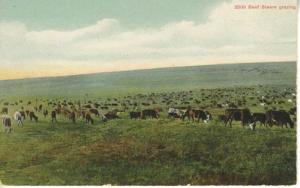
0, 0, 297, 80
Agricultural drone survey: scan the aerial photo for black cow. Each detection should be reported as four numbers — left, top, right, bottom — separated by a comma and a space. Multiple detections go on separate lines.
252, 113, 266, 126
29, 111, 38, 122
130, 111, 141, 119
194, 110, 212, 123
265, 110, 294, 128
43, 109, 48, 118
85, 113, 94, 124
141, 109, 158, 119
224, 108, 253, 127
51, 110, 57, 123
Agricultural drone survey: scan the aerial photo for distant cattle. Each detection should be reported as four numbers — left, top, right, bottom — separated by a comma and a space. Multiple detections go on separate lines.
141, 109, 159, 119
85, 113, 94, 124
265, 110, 294, 128
51, 110, 57, 123
182, 107, 195, 121
14, 111, 23, 127
43, 109, 48, 118
104, 111, 119, 120
29, 112, 38, 122
20, 111, 26, 120
168, 108, 184, 118
252, 113, 266, 126
194, 110, 212, 123
69, 111, 76, 123
2, 115, 12, 133
89, 108, 100, 117
224, 108, 253, 127
129, 111, 141, 119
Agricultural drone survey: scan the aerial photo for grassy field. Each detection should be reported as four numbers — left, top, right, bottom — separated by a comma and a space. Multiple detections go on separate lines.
0, 62, 297, 185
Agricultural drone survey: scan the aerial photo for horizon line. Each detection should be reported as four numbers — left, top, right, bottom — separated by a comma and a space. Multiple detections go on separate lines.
0, 60, 296, 82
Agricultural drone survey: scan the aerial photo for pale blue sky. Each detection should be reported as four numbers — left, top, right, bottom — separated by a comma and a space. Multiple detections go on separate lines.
0, 0, 226, 30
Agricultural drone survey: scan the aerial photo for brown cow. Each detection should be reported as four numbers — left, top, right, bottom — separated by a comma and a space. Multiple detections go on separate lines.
89, 108, 100, 117
85, 113, 94, 124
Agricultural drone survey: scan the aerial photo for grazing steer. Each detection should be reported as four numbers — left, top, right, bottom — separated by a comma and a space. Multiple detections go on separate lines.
252, 113, 266, 126
29, 111, 38, 122
104, 111, 119, 120
182, 107, 195, 121
2, 115, 12, 133
51, 110, 57, 123
20, 111, 26, 120
14, 111, 23, 127
89, 108, 100, 117
85, 113, 94, 124
43, 109, 48, 118
69, 111, 76, 123
168, 108, 184, 118
265, 110, 294, 128
129, 111, 141, 119
194, 110, 212, 123
224, 108, 253, 127
141, 109, 159, 119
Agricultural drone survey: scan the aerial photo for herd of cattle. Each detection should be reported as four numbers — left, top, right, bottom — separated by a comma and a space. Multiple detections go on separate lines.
0, 86, 296, 133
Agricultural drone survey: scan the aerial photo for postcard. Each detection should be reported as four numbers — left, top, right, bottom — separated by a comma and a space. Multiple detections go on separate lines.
0, 0, 297, 185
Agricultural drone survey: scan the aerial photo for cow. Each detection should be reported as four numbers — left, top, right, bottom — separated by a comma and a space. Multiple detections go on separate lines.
129, 111, 141, 119
51, 110, 57, 123
89, 108, 100, 117
14, 111, 23, 127
29, 112, 38, 122
69, 111, 76, 123
182, 107, 195, 121
104, 111, 119, 120
20, 111, 26, 120
194, 110, 212, 123
141, 109, 159, 119
2, 115, 12, 133
252, 113, 266, 126
85, 113, 94, 124
265, 110, 294, 128
168, 108, 184, 119
38, 104, 43, 112
224, 108, 254, 127
43, 109, 49, 118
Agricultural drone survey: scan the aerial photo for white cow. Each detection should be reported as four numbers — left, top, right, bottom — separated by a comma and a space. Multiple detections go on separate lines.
14, 111, 23, 127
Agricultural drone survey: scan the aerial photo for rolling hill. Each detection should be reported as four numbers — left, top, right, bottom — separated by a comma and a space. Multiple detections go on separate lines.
0, 62, 296, 98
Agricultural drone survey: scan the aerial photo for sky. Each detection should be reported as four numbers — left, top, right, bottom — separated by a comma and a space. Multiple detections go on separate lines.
0, 0, 297, 80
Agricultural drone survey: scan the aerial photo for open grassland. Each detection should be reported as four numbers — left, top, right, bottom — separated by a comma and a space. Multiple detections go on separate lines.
0, 118, 296, 185
0, 62, 297, 185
